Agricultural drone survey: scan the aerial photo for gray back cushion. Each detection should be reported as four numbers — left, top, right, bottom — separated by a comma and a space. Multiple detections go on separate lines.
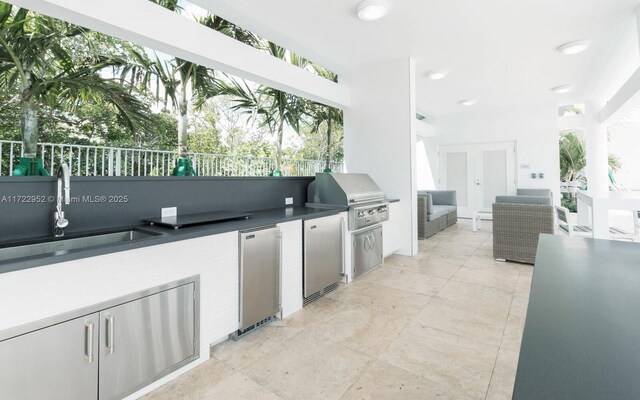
496, 195, 552, 205
517, 188, 552, 198
425, 190, 456, 205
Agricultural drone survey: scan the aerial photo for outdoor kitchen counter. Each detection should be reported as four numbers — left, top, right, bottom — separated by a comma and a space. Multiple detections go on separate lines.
0, 205, 346, 275
513, 234, 640, 400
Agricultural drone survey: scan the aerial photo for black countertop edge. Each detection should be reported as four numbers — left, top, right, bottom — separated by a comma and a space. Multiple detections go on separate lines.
0, 206, 346, 275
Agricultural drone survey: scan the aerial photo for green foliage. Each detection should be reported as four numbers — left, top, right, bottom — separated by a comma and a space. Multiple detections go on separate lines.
561, 196, 577, 213
0, 1, 345, 176
559, 131, 623, 183
559, 131, 586, 182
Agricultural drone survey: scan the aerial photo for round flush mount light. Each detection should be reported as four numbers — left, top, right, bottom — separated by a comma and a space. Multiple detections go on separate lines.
458, 98, 478, 106
557, 40, 591, 55
551, 85, 574, 94
356, 0, 390, 21
425, 69, 449, 80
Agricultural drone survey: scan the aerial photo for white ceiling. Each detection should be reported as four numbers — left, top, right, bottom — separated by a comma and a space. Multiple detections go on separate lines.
190, 0, 640, 116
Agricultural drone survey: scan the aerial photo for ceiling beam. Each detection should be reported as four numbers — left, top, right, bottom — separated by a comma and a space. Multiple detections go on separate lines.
600, 66, 640, 125
6, 0, 351, 109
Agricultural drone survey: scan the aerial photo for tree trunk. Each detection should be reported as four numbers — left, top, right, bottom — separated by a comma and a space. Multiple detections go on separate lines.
325, 115, 332, 170
276, 118, 284, 172
177, 85, 189, 158
20, 72, 38, 158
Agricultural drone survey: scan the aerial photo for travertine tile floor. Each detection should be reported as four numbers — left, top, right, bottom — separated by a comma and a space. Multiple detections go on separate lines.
144, 219, 532, 400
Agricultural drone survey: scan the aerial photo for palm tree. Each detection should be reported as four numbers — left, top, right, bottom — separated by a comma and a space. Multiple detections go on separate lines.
559, 132, 587, 182
218, 43, 314, 175
0, 4, 150, 175
304, 68, 343, 172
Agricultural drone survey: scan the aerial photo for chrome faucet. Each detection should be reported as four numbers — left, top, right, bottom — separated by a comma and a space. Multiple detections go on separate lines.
53, 163, 70, 238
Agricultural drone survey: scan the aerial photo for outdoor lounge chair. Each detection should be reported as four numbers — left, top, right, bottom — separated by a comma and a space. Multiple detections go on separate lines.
493, 194, 554, 264
417, 190, 457, 239
556, 206, 635, 241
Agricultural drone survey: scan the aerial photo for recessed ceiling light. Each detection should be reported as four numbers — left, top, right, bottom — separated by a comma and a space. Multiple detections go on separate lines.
356, 0, 390, 22
551, 85, 574, 94
458, 99, 477, 106
425, 69, 449, 80
557, 40, 591, 55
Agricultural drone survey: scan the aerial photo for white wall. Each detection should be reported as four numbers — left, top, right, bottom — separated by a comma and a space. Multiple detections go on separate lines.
433, 102, 561, 203
343, 58, 418, 256
609, 121, 640, 190
416, 136, 437, 190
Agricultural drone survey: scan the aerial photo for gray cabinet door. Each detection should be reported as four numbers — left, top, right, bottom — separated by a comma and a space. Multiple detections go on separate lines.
98, 283, 196, 400
0, 313, 99, 400
304, 215, 344, 297
239, 227, 281, 331
353, 225, 383, 278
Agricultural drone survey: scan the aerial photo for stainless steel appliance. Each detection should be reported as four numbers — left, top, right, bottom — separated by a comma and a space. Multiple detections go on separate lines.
308, 173, 389, 230
0, 277, 199, 400
353, 225, 383, 278
308, 173, 388, 278
234, 226, 281, 339
303, 215, 344, 305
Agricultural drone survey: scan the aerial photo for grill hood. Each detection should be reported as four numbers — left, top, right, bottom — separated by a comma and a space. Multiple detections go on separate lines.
308, 173, 386, 206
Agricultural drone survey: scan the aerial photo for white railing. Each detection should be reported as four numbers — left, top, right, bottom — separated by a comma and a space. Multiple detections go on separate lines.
0, 140, 343, 177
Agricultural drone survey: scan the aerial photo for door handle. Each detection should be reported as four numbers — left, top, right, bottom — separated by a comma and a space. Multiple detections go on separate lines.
370, 234, 376, 249
364, 235, 371, 251
106, 315, 115, 354
84, 321, 94, 363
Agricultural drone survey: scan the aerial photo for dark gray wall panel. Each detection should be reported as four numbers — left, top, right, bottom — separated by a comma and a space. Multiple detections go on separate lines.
0, 176, 313, 242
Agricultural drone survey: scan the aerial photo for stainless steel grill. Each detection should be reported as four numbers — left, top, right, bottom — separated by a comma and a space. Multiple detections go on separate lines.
307, 172, 388, 280
307, 173, 389, 230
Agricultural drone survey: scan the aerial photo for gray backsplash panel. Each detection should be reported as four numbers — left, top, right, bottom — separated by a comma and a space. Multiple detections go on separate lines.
0, 176, 313, 242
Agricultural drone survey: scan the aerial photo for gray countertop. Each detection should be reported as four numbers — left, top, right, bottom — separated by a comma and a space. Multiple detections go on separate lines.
0, 206, 345, 275
513, 234, 640, 400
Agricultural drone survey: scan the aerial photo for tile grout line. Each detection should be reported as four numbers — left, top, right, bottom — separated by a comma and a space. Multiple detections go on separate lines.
483, 265, 521, 400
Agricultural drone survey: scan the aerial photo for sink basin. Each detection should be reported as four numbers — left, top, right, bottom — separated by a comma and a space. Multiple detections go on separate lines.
0, 229, 161, 262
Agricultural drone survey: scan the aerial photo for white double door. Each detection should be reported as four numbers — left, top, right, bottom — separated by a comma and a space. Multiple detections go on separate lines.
439, 142, 517, 218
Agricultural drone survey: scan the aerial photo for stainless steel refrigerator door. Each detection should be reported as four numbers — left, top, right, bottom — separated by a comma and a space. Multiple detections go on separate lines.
98, 283, 196, 400
0, 313, 99, 400
304, 215, 344, 297
239, 227, 281, 330
353, 225, 384, 278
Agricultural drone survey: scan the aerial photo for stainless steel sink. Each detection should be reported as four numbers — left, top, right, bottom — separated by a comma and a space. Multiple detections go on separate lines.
0, 229, 160, 262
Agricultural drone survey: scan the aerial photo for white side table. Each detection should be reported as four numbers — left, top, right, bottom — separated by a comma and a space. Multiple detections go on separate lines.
473, 210, 493, 232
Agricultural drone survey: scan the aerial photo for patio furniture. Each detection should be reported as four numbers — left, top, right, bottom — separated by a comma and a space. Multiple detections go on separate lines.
472, 210, 492, 232
556, 206, 635, 240
576, 191, 640, 239
493, 194, 554, 264
517, 188, 553, 201
417, 190, 457, 239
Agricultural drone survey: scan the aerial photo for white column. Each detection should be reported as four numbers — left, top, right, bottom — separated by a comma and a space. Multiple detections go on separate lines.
342, 58, 418, 256
584, 100, 609, 197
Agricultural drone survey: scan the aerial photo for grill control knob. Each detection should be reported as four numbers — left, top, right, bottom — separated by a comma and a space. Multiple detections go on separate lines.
358, 211, 366, 217
368, 210, 375, 215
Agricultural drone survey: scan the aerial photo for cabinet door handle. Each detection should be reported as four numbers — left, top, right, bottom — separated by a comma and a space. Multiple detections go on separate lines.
370, 233, 376, 249
106, 315, 115, 354
84, 321, 94, 363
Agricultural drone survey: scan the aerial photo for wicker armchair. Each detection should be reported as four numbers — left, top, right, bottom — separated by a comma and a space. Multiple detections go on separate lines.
492, 195, 554, 264
418, 190, 457, 239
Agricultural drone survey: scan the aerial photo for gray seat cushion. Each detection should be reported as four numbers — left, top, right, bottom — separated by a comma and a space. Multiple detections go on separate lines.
441, 205, 457, 213
495, 195, 552, 205
428, 205, 450, 221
